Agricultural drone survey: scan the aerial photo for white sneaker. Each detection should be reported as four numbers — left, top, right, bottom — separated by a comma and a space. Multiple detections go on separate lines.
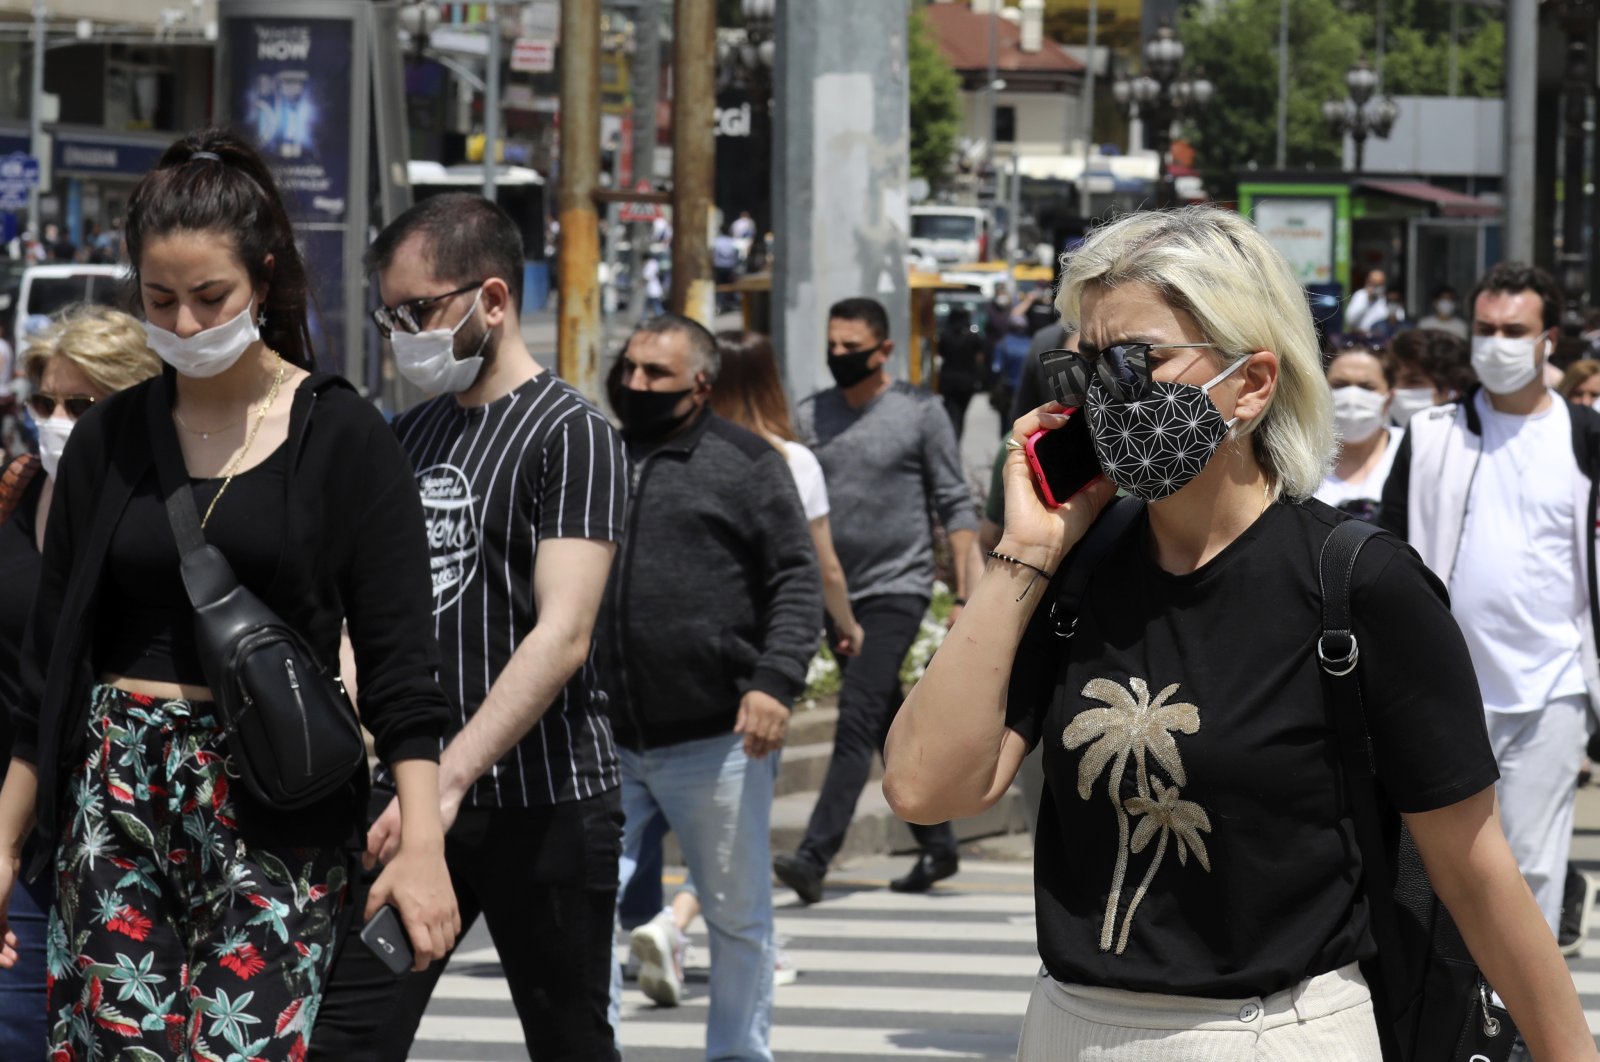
773, 934, 798, 987
630, 911, 686, 1007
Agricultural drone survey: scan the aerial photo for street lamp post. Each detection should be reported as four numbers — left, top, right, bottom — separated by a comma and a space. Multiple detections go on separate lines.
1112, 23, 1211, 209
1321, 57, 1398, 173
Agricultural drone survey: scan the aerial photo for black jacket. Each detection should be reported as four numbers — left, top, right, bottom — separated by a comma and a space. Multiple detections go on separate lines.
17, 368, 449, 873
599, 411, 822, 750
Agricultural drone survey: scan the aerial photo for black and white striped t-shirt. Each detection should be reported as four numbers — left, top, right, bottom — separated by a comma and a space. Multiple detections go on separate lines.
393, 374, 628, 807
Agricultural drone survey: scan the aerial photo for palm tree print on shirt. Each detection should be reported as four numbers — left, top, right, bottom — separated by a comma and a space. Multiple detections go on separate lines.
1063, 676, 1211, 954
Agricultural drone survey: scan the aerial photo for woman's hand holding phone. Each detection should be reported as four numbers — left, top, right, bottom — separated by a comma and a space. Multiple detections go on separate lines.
999, 403, 1116, 577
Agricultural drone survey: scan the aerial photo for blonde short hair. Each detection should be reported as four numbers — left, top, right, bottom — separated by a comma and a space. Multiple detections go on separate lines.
1056, 207, 1335, 500
23, 304, 162, 396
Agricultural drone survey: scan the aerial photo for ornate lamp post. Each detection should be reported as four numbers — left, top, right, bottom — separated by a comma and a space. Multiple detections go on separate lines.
1321, 57, 1399, 173
1113, 23, 1212, 208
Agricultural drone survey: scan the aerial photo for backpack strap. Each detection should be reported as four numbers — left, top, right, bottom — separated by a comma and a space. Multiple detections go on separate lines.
1317, 518, 1409, 1059
1048, 495, 1145, 637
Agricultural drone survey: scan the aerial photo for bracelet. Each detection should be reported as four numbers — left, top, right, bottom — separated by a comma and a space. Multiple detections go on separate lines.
986, 551, 1055, 601
952, 597, 968, 606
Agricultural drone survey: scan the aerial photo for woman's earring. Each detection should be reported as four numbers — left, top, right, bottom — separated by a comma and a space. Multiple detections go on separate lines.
258, 309, 268, 329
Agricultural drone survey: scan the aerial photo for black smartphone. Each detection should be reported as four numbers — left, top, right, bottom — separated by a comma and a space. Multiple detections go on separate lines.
360, 904, 415, 975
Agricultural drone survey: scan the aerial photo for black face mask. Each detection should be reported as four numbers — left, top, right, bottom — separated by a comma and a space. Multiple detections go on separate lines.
827, 344, 883, 388
616, 386, 696, 441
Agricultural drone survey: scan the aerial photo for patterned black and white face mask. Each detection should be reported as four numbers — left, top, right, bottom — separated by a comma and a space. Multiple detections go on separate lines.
1083, 356, 1247, 501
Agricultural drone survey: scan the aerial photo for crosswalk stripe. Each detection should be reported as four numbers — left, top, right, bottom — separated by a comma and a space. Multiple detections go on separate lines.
785, 891, 1036, 915
772, 916, 1037, 942
414, 1017, 1010, 1057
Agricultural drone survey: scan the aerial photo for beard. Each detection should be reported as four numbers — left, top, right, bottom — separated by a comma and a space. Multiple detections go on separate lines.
453, 314, 497, 369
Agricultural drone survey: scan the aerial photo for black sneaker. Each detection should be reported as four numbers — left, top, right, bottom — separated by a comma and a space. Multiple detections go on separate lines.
773, 852, 824, 905
1559, 864, 1593, 957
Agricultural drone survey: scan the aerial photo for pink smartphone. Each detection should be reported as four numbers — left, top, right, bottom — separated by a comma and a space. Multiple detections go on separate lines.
1024, 408, 1103, 509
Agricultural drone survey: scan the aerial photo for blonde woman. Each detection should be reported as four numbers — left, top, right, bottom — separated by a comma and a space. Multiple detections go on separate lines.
0, 305, 160, 1056
883, 207, 1594, 1060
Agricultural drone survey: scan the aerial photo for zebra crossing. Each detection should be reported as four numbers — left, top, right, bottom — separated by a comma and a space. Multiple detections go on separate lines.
404, 856, 1600, 1059
407, 855, 1039, 1061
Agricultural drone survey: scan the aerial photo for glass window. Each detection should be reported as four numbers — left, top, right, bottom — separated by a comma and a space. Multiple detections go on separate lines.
913, 215, 979, 241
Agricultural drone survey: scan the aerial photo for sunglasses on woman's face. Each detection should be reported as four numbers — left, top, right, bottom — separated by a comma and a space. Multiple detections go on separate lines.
1038, 342, 1221, 406
27, 392, 96, 420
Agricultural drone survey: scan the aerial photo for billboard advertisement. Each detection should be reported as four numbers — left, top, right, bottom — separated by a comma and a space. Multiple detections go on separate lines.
219, 4, 370, 380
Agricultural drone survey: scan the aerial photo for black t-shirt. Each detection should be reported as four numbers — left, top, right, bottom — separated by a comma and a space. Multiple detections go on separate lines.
95, 443, 287, 684
0, 469, 45, 780
1005, 498, 1498, 999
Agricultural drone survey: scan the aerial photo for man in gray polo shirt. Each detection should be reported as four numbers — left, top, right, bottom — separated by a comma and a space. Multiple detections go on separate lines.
773, 297, 983, 903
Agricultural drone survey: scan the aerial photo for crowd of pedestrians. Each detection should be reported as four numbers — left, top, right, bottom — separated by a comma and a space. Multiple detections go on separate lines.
3, 124, 1600, 1062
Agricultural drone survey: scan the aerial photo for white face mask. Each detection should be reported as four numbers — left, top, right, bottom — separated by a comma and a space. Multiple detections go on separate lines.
143, 298, 260, 379
36, 416, 73, 479
1470, 334, 1542, 396
390, 288, 490, 394
1332, 385, 1389, 445
1389, 387, 1436, 427
1434, 299, 1456, 318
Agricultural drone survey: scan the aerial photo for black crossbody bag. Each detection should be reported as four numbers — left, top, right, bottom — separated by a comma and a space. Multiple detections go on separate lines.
1317, 518, 1515, 1062
150, 375, 366, 811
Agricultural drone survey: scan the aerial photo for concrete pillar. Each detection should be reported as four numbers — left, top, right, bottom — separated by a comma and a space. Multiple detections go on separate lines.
773, 0, 912, 403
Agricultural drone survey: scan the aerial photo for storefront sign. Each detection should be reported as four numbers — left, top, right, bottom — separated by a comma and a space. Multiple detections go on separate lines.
51, 136, 166, 179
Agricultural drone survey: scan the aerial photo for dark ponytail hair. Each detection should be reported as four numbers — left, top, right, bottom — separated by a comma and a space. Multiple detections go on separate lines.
124, 127, 315, 370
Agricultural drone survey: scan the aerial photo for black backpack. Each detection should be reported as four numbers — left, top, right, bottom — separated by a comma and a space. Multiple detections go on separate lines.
1318, 518, 1515, 1062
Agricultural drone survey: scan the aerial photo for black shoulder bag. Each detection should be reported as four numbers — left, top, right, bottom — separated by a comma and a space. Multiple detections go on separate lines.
1317, 518, 1515, 1062
150, 374, 366, 811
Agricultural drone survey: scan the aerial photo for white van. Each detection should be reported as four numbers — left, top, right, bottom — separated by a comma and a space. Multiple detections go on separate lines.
909, 206, 992, 264
14, 264, 128, 342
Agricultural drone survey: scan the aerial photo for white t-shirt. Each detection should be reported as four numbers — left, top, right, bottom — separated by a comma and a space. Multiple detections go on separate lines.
781, 439, 829, 522
1314, 426, 1404, 513
1416, 315, 1468, 340
1449, 391, 1588, 714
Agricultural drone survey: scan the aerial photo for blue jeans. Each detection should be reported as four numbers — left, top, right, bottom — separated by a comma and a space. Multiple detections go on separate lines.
0, 847, 50, 1059
613, 732, 776, 1062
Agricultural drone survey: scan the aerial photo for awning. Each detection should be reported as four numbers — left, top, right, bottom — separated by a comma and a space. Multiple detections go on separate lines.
1356, 179, 1499, 218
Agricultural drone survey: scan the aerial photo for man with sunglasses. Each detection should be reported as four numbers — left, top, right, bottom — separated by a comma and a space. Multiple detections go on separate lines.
313, 193, 630, 1061
773, 298, 982, 903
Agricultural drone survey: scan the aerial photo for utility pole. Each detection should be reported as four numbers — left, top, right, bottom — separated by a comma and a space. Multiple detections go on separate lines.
1556, 2, 1598, 341
482, 1, 500, 201
1275, 0, 1288, 168
1077, 0, 1097, 219
671, 0, 716, 324
28, 0, 45, 240
629, 0, 660, 318
1503, 0, 1538, 262
1447, 0, 1459, 97
557, 0, 602, 392
985, 2, 999, 183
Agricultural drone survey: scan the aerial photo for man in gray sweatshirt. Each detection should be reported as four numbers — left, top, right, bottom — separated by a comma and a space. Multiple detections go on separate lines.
773, 298, 983, 903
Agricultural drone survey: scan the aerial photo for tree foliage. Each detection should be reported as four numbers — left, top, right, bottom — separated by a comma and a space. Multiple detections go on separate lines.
908, 3, 962, 192
1179, 0, 1504, 198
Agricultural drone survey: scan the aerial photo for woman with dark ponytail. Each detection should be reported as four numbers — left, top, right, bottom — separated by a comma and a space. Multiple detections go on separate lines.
0, 128, 459, 1061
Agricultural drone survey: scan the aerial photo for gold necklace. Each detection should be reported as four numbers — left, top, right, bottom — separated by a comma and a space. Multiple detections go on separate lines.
173, 408, 245, 440
199, 359, 286, 531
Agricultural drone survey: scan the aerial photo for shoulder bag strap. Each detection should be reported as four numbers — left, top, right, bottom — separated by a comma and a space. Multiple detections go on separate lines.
1048, 495, 1145, 636
148, 379, 208, 562
1318, 518, 1411, 1055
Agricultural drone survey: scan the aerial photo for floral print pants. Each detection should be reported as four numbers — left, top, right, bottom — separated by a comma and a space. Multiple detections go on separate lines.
47, 685, 349, 1062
